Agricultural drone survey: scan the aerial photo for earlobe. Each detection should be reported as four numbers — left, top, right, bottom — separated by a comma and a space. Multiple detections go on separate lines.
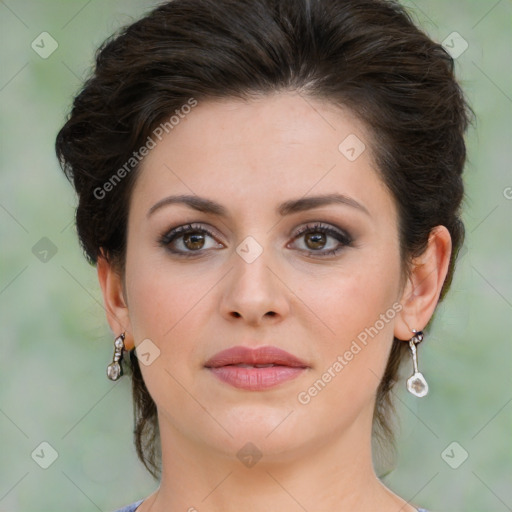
394, 225, 452, 341
96, 252, 134, 350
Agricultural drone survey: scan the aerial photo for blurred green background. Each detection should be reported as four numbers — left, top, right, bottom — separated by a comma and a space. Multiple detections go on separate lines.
0, 1, 511, 511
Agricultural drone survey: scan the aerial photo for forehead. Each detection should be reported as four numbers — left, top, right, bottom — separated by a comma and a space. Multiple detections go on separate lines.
129, 92, 395, 222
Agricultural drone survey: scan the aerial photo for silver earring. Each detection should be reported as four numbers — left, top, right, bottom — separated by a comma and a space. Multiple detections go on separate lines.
406, 329, 428, 397
107, 333, 125, 381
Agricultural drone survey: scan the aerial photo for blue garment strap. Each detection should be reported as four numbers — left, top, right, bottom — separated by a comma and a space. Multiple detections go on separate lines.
111, 499, 144, 512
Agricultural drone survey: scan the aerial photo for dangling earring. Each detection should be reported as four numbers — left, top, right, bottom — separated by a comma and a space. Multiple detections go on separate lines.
106, 332, 125, 381
406, 329, 429, 397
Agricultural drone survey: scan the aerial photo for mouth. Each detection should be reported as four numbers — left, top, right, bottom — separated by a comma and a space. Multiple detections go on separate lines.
204, 345, 309, 391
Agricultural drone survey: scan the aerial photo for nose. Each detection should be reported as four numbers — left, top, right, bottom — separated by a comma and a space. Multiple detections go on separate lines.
219, 245, 290, 327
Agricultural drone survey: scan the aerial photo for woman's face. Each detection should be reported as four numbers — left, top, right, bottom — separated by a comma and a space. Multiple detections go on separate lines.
116, 93, 408, 459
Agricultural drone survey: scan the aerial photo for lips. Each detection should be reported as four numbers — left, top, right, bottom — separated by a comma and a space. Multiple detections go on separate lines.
204, 345, 308, 368
204, 346, 308, 391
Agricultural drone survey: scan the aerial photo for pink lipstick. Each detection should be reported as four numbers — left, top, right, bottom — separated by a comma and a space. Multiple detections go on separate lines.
204, 345, 309, 391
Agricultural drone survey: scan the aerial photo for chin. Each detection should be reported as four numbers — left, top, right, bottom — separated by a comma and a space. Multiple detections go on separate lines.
201, 403, 319, 458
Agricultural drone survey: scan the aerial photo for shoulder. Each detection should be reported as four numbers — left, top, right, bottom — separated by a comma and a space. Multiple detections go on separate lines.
111, 499, 144, 512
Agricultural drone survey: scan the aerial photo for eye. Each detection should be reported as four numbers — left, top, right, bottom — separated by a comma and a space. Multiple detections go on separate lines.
290, 222, 352, 257
159, 223, 223, 256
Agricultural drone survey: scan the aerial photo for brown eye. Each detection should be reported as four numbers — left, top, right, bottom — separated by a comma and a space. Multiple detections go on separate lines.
183, 232, 206, 250
159, 223, 223, 256
304, 232, 327, 250
290, 222, 352, 257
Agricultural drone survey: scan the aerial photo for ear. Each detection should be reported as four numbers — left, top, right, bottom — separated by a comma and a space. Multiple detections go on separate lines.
394, 225, 452, 341
97, 251, 134, 351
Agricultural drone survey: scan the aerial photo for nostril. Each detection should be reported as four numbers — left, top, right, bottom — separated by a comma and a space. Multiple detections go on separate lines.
229, 311, 276, 319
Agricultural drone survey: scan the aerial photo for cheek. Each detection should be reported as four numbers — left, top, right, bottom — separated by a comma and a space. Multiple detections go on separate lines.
123, 257, 206, 407
124, 249, 216, 370
125, 240, 202, 334
307, 250, 401, 342
304, 247, 402, 395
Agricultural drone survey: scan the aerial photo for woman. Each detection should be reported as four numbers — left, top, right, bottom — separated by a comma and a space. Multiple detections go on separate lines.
55, 0, 472, 510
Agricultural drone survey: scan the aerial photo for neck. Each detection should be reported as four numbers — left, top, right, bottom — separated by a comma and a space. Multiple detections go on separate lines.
139, 406, 417, 512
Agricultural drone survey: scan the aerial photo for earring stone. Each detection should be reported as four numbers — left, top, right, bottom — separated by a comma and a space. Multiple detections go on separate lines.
107, 333, 126, 381
406, 330, 428, 398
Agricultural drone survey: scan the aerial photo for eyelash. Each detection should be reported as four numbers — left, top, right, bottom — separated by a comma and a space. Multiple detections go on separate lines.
158, 222, 353, 258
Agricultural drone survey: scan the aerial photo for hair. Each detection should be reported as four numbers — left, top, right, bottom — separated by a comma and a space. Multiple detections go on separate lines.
55, 0, 473, 480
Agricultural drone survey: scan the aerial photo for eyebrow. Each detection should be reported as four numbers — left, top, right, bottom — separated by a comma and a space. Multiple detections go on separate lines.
147, 193, 370, 218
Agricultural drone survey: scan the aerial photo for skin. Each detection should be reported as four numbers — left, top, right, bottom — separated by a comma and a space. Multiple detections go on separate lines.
98, 92, 451, 512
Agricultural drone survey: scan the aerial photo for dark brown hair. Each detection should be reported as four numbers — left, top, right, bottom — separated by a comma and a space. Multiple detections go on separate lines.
55, 0, 472, 480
